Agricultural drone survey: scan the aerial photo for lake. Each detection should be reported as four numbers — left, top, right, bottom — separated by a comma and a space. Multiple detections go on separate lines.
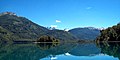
0, 42, 119, 60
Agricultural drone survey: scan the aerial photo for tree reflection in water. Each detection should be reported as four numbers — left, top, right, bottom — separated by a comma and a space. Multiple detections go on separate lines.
0, 42, 119, 60
37, 42, 60, 50
97, 42, 120, 60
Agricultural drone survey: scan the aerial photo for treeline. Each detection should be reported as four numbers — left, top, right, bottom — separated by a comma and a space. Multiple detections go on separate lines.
97, 23, 120, 42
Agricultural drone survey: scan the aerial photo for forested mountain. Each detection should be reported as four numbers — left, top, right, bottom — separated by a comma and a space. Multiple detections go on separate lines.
0, 26, 17, 42
97, 23, 120, 42
0, 12, 49, 41
0, 12, 103, 43
69, 27, 100, 40
0, 12, 77, 42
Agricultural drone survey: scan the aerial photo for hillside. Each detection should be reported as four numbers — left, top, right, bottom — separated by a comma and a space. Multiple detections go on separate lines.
46, 30, 78, 41
0, 12, 77, 42
69, 27, 100, 40
0, 12, 49, 41
97, 23, 120, 42
0, 26, 17, 43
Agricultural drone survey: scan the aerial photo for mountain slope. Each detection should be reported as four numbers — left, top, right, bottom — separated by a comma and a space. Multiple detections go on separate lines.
0, 26, 15, 42
46, 30, 78, 41
0, 12, 49, 41
0, 12, 77, 42
69, 27, 100, 40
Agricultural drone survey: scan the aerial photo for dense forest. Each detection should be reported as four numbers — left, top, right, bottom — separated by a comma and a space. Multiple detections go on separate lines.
97, 23, 120, 42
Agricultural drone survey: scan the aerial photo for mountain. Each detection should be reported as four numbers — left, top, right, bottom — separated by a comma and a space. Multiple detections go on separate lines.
0, 12, 77, 42
96, 23, 120, 42
0, 12, 49, 41
46, 30, 78, 41
69, 27, 100, 40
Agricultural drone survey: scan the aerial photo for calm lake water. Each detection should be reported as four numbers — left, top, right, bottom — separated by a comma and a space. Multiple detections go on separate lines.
0, 42, 119, 60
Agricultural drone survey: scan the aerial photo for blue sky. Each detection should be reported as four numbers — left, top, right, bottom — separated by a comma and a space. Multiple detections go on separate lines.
0, 0, 120, 30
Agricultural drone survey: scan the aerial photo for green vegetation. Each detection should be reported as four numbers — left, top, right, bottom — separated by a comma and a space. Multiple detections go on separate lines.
0, 13, 48, 41
0, 12, 101, 43
37, 35, 60, 43
0, 12, 77, 43
97, 23, 120, 42
0, 26, 18, 43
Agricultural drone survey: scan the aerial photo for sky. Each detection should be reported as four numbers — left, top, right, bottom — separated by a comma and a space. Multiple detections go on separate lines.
0, 0, 120, 30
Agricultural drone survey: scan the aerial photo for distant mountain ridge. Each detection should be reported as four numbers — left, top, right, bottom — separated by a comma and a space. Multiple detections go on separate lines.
69, 27, 100, 40
46, 29, 77, 41
83, 27, 105, 30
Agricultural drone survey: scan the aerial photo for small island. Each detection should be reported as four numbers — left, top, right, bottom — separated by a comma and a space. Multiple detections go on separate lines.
36, 35, 60, 43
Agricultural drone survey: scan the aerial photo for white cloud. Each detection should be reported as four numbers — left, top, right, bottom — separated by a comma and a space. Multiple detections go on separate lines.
50, 25, 57, 28
86, 7, 92, 10
56, 20, 61, 23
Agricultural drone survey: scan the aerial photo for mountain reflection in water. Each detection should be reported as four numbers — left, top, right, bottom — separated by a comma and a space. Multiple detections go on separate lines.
0, 42, 119, 60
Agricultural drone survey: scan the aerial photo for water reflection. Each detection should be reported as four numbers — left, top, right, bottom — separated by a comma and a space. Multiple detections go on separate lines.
98, 42, 120, 60
37, 43, 59, 50
68, 43, 101, 56
0, 42, 119, 60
